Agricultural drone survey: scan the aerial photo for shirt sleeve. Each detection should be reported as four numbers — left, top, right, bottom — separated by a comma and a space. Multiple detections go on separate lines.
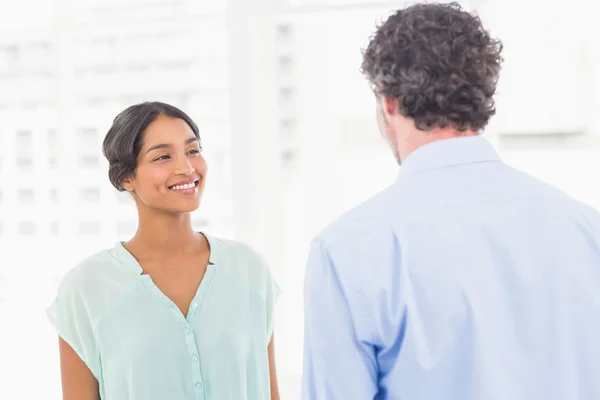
265, 264, 281, 344
302, 238, 379, 399
46, 273, 101, 380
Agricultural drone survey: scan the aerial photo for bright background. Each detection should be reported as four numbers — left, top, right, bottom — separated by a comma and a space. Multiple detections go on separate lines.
0, 0, 599, 398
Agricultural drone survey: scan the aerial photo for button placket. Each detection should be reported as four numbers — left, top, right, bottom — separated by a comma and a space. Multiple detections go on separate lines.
183, 262, 215, 399
182, 322, 206, 397
181, 321, 205, 399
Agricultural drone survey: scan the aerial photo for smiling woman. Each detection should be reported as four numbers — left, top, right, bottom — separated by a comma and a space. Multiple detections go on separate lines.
46, 102, 281, 400
104, 106, 207, 215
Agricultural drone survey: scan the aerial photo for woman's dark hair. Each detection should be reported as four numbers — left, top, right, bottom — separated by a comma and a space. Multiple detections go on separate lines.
102, 101, 200, 191
361, 2, 503, 132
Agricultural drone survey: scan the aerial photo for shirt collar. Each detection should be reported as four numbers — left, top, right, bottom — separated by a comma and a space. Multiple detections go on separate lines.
397, 136, 501, 179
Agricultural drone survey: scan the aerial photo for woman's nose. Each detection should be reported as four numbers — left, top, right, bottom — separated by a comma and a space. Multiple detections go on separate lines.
174, 156, 195, 175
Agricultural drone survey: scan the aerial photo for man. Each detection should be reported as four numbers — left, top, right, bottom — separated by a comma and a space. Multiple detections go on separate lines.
302, 2, 600, 399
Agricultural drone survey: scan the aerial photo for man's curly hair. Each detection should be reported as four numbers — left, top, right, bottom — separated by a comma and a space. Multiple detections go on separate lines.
361, 2, 503, 132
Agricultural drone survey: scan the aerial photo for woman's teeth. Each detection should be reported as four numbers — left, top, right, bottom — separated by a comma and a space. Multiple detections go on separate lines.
171, 182, 195, 190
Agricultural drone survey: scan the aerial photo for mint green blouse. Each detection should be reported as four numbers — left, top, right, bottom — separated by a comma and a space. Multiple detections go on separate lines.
47, 234, 280, 400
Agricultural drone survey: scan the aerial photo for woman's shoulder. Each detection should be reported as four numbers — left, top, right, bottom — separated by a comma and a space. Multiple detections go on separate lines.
207, 235, 266, 264
59, 248, 111, 282
56, 244, 134, 299
205, 234, 277, 294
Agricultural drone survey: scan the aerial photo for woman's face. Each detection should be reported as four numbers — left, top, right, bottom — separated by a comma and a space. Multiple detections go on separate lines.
122, 114, 208, 215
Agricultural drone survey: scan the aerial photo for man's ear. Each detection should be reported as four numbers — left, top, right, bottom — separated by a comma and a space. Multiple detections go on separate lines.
381, 96, 400, 118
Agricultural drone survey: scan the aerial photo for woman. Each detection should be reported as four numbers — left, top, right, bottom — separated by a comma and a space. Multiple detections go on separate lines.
47, 102, 281, 400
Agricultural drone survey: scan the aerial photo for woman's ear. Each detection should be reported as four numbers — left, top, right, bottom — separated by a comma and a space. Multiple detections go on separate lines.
121, 177, 134, 193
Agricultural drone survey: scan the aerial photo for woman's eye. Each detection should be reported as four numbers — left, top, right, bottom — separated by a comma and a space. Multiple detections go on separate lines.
188, 148, 201, 155
154, 155, 170, 161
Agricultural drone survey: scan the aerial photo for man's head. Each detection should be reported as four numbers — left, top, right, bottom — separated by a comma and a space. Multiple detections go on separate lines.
361, 2, 503, 164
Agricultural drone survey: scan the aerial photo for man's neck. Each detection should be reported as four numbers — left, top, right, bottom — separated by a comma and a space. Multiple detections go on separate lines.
400, 128, 477, 162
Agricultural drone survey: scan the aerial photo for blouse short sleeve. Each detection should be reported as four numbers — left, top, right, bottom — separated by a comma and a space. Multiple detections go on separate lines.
46, 268, 101, 380
232, 240, 281, 345
264, 266, 281, 343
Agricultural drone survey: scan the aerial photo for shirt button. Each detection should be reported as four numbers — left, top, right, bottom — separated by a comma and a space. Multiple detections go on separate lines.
191, 302, 198, 309
195, 382, 203, 391
191, 354, 199, 362
184, 327, 192, 335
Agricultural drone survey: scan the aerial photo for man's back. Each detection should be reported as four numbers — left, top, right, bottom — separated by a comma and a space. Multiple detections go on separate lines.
303, 137, 600, 399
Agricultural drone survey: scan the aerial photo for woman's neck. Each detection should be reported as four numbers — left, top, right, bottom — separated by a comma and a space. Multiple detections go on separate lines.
126, 209, 205, 257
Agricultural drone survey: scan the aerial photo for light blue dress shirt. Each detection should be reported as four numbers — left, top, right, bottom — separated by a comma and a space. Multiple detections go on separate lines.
303, 136, 600, 400
47, 233, 280, 400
